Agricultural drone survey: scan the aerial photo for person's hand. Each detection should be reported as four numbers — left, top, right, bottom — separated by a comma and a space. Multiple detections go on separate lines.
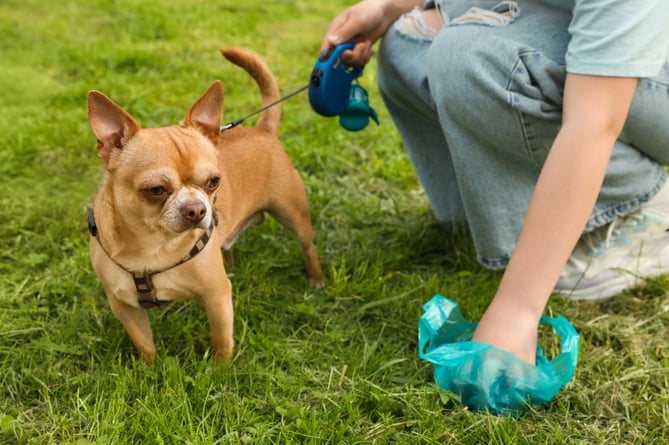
472, 296, 540, 365
320, 0, 421, 66
320, 0, 386, 66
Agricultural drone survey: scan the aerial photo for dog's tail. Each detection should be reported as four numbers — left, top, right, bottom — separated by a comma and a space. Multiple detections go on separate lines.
221, 47, 281, 136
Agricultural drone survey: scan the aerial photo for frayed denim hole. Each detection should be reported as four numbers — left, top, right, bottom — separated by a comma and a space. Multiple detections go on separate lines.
492, 1, 519, 15
395, 6, 447, 40
450, 1, 520, 27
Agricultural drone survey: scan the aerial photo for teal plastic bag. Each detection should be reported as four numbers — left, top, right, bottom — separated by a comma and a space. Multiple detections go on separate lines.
418, 295, 580, 415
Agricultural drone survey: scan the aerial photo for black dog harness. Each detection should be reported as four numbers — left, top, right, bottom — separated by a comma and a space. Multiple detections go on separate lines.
87, 208, 218, 309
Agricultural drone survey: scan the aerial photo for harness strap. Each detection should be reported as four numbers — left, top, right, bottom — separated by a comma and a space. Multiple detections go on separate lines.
87, 208, 218, 309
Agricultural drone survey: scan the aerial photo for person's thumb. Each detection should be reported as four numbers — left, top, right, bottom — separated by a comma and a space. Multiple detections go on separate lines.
326, 15, 359, 47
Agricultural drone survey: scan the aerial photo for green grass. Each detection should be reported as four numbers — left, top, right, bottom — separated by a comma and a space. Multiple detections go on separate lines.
1, 0, 667, 443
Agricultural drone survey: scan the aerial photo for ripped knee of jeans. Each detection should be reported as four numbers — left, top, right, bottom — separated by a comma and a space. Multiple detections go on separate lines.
451, 1, 520, 26
396, 0, 520, 39
395, 5, 448, 40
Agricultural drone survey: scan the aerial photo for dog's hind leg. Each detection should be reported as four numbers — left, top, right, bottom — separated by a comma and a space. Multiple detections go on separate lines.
267, 173, 325, 287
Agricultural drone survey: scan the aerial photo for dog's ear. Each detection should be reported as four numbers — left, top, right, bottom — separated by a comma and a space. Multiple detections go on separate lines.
87, 91, 141, 164
183, 80, 223, 142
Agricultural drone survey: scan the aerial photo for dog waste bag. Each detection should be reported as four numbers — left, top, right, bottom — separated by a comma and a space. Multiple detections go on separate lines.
418, 295, 579, 416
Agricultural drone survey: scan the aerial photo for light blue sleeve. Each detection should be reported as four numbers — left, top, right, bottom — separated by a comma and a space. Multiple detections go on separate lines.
566, 0, 669, 77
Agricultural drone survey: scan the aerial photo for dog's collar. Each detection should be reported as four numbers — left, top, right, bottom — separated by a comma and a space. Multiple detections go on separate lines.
87, 208, 218, 309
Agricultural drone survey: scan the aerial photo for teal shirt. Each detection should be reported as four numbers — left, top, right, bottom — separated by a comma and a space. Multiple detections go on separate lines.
537, 0, 669, 77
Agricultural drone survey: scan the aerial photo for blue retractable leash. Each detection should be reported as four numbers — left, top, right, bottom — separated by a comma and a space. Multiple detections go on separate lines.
221, 42, 379, 132
308, 42, 379, 131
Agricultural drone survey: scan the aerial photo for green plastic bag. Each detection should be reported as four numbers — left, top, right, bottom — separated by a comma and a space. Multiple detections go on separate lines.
418, 295, 580, 415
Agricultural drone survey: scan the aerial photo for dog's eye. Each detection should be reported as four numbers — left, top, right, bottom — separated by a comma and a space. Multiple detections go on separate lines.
143, 186, 168, 200
207, 176, 220, 191
148, 186, 166, 195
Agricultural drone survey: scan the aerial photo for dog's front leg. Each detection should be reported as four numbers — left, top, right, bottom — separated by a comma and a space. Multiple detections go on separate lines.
107, 294, 157, 361
200, 280, 235, 362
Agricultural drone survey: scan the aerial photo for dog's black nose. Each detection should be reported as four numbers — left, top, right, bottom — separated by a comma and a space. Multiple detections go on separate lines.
181, 200, 207, 223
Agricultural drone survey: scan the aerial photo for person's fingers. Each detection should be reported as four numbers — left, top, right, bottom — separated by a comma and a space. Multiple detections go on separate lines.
341, 41, 373, 66
320, 13, 351, 52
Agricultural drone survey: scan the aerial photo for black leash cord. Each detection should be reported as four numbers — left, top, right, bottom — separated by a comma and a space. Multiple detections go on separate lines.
220, 84, 309, 131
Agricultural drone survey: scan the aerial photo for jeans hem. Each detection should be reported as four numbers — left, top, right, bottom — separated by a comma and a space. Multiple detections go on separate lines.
585, 169, 668, 232
479, 254, 511, 270
477, 170, 669, 270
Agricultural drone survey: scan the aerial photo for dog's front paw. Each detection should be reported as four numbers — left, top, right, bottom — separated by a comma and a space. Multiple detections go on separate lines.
212, 343, 234, 364
308, 274, 327, 289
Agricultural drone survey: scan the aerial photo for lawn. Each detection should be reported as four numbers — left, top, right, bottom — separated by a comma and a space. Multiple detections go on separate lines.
1, 0, 667, 443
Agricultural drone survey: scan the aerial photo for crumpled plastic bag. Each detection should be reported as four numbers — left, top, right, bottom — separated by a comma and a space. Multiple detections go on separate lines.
418, 295, 580, 416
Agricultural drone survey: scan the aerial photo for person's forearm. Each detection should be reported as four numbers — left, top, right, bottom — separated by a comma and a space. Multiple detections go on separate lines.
472, 75, 638, 364
383, 0, 425, 17
494, 74, 638, 316
495, 123, 615, 314
368, 0, 424, 32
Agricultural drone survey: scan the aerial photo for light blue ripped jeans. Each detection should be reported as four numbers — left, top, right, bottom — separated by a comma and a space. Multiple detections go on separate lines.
377, 0, 669, 269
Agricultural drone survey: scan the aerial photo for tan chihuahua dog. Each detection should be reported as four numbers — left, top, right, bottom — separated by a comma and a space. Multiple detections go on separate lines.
87, 48, 324, 362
